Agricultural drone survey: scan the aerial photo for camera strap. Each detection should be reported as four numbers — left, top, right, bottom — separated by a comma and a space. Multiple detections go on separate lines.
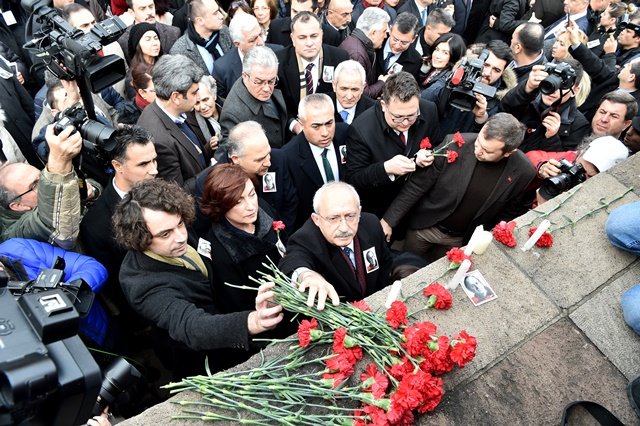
72, 157, 89, 201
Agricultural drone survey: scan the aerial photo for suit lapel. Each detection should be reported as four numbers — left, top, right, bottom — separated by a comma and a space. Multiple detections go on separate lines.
152, 103, 203, 167
329, 246, 361, 296
298, 139, 325, 187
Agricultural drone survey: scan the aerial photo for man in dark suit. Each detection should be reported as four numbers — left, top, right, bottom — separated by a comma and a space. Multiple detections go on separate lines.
194, 120, 298, 232
320, 0, 354, 43
375, 13, 422, 79
137, 55, 209, 193
381, 113, 536, 262
451, 0, 473, 36
509, 22, 546, 84
279, 181, 394, 304
345, 71, 439, 222
413, 8, 455, 57
80, 125, 157, 341
396, 0, 435, 28
275, 11, 349, 133
282, 94, 348, 229
219, 46, 289, 148
266, 0, 341, 47
117, 0, 180, 62
212, 14, 282, 100
329, 60, 375, 125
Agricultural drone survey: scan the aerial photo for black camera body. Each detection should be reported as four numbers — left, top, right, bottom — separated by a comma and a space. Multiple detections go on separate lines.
540, 159, 587, 198
539, 62, 577, 95
446, 49, 498, 112
23, 1, 127, 94
0, 283, 102, 426
53, 103, 117, 155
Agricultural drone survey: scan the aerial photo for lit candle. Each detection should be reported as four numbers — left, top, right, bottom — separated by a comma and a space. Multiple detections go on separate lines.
521, 219, 551, 251
473, 231, 494, 255
385, 280, 403, 308
446, 259, 472, 290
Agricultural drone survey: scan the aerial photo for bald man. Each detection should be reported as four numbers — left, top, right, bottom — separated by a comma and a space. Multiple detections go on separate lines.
0, 125, 82, 249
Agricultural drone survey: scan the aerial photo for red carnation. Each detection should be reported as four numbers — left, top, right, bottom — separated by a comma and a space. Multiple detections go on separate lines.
445, 247, 472, 268
420, 137, 432, 150
453, 132, 465, 147
332, 328, 363, 364
449, 330, 477, 368
446, 150, 458, 163
403, 321, 437, 358
272, 220, 285, 232
422, 283, 453, 310
493, 220, 518, 248
350, 300, 372, 312
385, 301, 408, 329
421, 335, 454, 375
360, 364, 389, 398
386, 357, 414, 381
529, 226, 554, 247
297, 318, 319, 348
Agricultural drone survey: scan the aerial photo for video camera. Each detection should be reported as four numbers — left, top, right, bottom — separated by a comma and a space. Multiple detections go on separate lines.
446, 49, 498, 112
539, 62, 577, 95
539, 159, 587, 199
22, 0, 127, 95
0, 267, 141, 425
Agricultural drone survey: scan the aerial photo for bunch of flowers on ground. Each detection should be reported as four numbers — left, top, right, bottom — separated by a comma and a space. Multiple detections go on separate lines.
165, 263, 477, 425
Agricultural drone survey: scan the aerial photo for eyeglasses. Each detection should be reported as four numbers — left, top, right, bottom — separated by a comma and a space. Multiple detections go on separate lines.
317, 212, 359, 226
390, 34, 413, 47
244, 73, 278, 87
386, 109, 420, 124
7, 178, 38, 206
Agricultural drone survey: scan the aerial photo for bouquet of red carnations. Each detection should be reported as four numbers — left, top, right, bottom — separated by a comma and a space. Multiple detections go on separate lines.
165, 263, 477, 425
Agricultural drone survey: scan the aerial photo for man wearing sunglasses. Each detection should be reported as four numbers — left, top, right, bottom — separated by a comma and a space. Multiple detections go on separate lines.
0, 124, 82, 250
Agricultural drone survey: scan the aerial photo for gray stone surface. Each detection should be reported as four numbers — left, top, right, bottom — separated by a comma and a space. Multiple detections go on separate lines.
500, 172, 638, 308
609, 152, 640, 197
121, 155, 640, 426
571, 262, 640, 380
422, 320, 640, 426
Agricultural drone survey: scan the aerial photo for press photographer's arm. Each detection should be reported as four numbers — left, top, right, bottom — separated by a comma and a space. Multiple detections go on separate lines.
0, 124, 82, 249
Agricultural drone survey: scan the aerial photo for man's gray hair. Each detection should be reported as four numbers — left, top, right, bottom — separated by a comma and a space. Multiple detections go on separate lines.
227, 121, 266, 157
334, 60, 366, 85
356, 7, 390, 33
313, 181, 360, 214
482, 112, 526, 152
298, 93, 333, 120
152, 55, 204, 100
229, 13, 260, 42
242, 46, 279, 74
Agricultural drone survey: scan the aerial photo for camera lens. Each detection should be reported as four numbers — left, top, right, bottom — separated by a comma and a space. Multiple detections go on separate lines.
539, 75, 562, 95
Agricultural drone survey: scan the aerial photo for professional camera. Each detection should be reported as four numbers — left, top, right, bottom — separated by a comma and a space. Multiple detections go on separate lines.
54, 103, 118, 155
539, 159, 587, 198
446, 49, 498, 112
0, 268, 142, 425
22, 0, 127, 94
539, 62, 577, 95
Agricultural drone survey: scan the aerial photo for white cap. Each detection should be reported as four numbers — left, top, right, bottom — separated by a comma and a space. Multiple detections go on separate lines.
581, 136, 629, 173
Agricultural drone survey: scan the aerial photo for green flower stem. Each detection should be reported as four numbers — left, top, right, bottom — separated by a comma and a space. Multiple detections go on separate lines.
404, 268, 451, 302
550, 187, 634, 233
516, 186, 580, 230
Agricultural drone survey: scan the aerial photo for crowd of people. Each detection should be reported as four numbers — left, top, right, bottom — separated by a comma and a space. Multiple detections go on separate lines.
2, 0, 640, 417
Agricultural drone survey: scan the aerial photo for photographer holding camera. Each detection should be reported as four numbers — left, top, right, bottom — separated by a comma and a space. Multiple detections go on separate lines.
499, 58, 591, 153
536, 135, 629, 205
0, 123, 82, 249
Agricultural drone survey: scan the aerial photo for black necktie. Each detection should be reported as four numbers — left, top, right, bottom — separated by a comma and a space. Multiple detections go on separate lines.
384, 52, 394, 72
176, 121, 206, 168
321, 148, 335, 182
343, 246, 356, 269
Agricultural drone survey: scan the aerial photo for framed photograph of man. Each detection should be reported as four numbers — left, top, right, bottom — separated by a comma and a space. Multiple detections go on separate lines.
462, 270, 497, 306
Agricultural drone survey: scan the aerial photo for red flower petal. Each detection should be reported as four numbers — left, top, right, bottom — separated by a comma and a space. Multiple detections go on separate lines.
422, 283, 453, 310
529, 226, 554, 247
272, 220, 285, 231
446, 150, 458, 163
385, 301, 408, 329
297, 318, 318, 348
493, 220, 518, 248
420, 137, 432, 150
453, 132, 465, 147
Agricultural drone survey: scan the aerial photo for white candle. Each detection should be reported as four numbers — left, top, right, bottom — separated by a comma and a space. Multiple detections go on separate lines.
521, 219, 551, 251
464, 225, 484, 256
446, 259, 472, 290
473, 231, 494, 255
385, 280, 403, 308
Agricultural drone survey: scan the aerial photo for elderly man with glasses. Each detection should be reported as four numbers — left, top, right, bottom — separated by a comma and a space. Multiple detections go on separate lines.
220, 46, 289, 148
345, 71, 438, 240
0, 125, 82, 249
